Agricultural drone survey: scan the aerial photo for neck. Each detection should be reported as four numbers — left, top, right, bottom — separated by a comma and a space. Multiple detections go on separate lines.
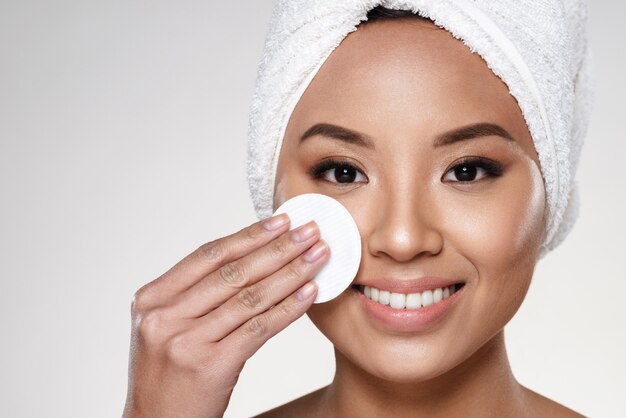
320, 330, 529, 417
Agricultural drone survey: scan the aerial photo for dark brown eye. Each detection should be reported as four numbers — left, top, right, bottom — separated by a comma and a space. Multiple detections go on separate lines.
332, 164, 358, 183
452, 164, 480, 181
442, 157, 503, 183
310, 159, 367, 185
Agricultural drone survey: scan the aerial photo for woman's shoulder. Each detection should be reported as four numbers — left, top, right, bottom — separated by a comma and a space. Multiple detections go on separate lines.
522, 386, 586, 417
252, 386, 327, 418
253, 384, 586, 417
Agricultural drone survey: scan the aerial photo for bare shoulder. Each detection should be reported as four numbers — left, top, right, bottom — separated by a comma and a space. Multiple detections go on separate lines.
522, 386, 586, 417
253, 386, 328, 418
252, 384, 585, 417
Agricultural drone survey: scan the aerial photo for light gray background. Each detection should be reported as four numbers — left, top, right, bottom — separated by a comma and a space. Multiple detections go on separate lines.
0, 1, 624, 417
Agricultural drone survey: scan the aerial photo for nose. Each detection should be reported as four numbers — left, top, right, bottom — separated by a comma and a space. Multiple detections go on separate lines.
366, 188, 444, 262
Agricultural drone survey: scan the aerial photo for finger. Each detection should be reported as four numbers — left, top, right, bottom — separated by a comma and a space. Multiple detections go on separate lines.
200, 239, 329, 341
174, 221, 322, 317
218, 279, 319, 364
136, 214, 291, 305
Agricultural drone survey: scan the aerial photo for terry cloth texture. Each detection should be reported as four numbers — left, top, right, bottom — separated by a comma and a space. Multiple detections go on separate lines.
246, 0, 593, 258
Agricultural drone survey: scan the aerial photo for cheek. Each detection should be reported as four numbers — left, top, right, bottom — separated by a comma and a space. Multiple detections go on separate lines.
272, 153, 317, 212
441, 161, 546, 271
437, 160, 546, 340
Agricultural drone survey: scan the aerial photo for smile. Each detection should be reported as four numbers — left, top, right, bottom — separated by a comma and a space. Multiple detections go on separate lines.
355, 283, 464, 310
351, 281, 467, 333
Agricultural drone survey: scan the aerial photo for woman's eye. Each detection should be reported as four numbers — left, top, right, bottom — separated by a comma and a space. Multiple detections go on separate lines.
309, 159, 367, 185
442, 158, 503, 183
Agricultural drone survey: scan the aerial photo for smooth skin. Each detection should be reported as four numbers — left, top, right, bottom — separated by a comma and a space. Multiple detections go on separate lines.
260, 18, 584, 418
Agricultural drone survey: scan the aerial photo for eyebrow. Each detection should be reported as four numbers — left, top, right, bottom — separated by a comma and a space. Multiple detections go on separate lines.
299, 123, 376, 149
299, 122, 515, 149
433, 122, 515, 147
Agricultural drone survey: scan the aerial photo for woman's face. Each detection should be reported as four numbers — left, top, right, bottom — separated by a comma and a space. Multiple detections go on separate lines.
273, 18, 546, 382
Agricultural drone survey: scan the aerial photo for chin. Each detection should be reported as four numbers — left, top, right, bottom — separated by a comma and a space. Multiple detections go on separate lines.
307, 292, 474, 384
360, 356, 456, 384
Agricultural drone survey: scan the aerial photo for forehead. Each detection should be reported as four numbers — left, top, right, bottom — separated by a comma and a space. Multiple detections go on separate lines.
285, 18, 534, 157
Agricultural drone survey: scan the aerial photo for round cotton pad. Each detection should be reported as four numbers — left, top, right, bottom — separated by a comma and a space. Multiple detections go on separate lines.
273, 193, 362, 304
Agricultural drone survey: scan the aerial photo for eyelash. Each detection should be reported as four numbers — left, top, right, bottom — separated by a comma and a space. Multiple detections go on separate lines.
308, 156, 504, 185
442, 156, 504, 183
309, 158, 367, 186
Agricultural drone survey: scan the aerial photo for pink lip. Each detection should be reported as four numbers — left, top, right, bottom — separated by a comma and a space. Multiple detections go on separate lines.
350, 282, 466, 333
356, 277, 465, 294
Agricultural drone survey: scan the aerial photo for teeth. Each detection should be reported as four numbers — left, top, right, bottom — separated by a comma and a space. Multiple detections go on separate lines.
389, 292, 406, 309
433, 287, 443, 304
421, 290, 434, 307
405, 292, 422, 309
371, 287, 379, 302
361, 284, 460, 310
378, 290, 390, 305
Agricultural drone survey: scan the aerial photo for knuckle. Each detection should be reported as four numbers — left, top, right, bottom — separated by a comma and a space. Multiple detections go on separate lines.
245, 316, 268, 338
277, 299, 298, 317
131, 287, 150, 314
198, 240, 224, 264
283, 260, 304, 282
136, 309, 167, 342
165, 333, 196, 368
245, 222, 264, 240
218, 262, 246, 288
271, 236, 292, 258
237, 286, 263, 310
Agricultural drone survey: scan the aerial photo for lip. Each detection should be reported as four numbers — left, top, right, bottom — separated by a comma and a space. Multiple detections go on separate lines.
350, 281, 466, 333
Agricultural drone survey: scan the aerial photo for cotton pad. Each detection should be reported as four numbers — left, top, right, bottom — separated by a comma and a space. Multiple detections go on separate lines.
273, 193, 362, 303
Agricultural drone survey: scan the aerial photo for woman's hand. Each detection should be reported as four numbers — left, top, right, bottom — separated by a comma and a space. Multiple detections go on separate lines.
122, 214, 329, 418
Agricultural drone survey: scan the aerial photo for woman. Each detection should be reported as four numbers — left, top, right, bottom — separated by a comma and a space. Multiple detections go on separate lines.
123, 2, 591, 417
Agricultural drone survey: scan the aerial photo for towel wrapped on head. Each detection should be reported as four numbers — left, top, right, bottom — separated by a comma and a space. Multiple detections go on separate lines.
246, 0, 593, 258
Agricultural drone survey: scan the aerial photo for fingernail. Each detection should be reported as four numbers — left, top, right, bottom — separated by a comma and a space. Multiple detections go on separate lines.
296, 281, 317, 301
263, 214, 289, 231
291, 221, 318, 242
303, 241, 328, 263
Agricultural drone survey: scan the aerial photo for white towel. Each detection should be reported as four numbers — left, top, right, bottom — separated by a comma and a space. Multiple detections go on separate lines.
246, 0, 593, 258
